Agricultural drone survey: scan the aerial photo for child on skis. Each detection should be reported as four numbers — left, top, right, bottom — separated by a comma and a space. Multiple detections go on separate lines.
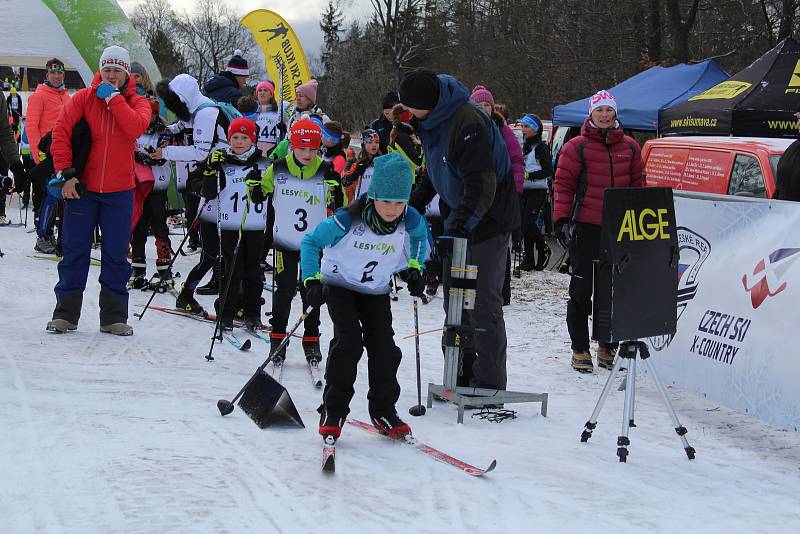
201, 117, 269, 330
247, 118, 343, 365
342, 128, 381, 203
301, 152, 428, 440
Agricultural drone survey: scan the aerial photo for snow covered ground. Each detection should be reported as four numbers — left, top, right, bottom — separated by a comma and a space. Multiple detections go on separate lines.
1, 200, 799, 533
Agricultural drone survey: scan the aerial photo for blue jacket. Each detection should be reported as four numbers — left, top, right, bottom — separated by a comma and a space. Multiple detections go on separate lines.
300, 202, 429, 286
203, 72, 242, 106
411, 75, 517, 239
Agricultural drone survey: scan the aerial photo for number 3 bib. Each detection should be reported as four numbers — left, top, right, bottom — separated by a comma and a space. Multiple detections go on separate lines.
272, 167, 328, 251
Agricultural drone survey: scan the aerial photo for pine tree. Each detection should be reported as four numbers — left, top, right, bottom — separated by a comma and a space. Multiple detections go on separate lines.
320, 1, 345, 72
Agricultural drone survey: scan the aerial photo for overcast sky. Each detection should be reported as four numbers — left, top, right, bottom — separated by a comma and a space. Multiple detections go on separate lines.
118, 0, 367, 62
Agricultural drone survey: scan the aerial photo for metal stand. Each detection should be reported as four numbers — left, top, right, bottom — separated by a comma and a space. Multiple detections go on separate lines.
580, 341, 696, 462
426, 237, 548, 423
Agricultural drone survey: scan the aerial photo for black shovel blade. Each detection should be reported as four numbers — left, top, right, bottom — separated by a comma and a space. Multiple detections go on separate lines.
238, 371, 305, 429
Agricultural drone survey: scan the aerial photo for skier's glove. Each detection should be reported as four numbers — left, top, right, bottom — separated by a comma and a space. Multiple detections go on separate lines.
207, 149, 226, 168
555, 218, 571, 249
1, 176, 12, 191
134, 151, 153, 166
444, 218, 470, 239
9, 160, 27, 193
276, 121, 288, 136
399, 267, 425, 298
304, 278, 327, 308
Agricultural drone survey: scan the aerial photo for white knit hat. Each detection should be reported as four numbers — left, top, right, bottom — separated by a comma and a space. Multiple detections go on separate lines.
588, 90, 617, 115
99, 46, 131, 74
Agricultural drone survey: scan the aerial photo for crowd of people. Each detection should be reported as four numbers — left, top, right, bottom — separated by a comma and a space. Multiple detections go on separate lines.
0, 46, 644, 442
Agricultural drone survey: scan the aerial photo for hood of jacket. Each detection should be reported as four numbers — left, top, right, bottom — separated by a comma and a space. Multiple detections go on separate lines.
417, 75, 470, 133
203, 72, 238, 96
169, 73, 211, 114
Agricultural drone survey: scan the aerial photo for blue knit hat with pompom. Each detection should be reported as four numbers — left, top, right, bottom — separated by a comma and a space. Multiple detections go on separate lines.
368, 152, 413, 201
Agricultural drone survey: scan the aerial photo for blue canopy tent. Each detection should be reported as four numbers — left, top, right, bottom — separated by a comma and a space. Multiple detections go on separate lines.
552, 60, 730, 131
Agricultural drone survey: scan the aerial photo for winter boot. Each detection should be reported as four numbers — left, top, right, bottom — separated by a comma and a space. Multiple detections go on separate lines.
34, 236, 56, 254
196, 277, 219, 295
100, 323, 134, 336
371, 411, 412, 440
175, 284, 206, 315
518, 254, 536, 272
318, 409, 346, 439
302, 336, 322, 363
534, 242, 552, 271
596, 346, 616, 370
269, 333, 289, 363
244, 316, 263, 332
46, 318, 77, 333
0, 215, 9, 226
571, 350, 593, 373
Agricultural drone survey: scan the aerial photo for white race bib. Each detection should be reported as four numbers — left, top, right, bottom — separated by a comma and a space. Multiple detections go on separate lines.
272, 170, 328, 251
217, 162, 268, 231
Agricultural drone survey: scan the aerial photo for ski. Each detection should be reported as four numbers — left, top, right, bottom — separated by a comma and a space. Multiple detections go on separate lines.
322, 435, 336, 473
347, 419, 497, 477
308, 359, 324, 388
30, 255, 101, 266
137, 305, 272, 332
221, 330, 251, 351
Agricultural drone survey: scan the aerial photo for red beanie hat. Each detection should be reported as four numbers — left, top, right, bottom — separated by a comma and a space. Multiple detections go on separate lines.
290, 118, 322, 149
228, 117, 257, 143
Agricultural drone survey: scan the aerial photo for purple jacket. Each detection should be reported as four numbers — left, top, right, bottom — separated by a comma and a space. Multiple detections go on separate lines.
500, 124, 524, 193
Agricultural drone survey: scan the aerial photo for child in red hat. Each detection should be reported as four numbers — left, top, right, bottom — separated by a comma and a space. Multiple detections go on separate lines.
246, 118, 344, 369
188, 117, 270, 331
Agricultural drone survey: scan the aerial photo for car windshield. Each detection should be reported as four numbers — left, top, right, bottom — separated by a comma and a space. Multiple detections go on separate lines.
769, 155, 781, 179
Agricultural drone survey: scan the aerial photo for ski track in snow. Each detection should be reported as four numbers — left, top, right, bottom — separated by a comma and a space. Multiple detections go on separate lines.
2, 204, 800, 533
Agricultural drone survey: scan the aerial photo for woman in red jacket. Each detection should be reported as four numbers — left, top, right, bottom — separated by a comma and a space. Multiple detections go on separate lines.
552, 90, 644, 373
46, 46, 152, 336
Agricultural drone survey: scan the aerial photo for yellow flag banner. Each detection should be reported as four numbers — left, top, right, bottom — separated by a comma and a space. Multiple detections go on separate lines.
241, 10, 311, 103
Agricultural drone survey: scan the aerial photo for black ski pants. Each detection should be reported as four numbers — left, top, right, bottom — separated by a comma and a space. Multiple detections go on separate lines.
130, 191, 171, 266
322, 286, 402, 417
520, 189, 547, 258
566, 222, 616, 352
182, 192, 200, 247
270, 248, 320, 336
184, 221, 219, 292
219, 229, 264, 322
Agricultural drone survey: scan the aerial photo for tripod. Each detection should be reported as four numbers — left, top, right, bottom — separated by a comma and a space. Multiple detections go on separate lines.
580, 341, 696, 463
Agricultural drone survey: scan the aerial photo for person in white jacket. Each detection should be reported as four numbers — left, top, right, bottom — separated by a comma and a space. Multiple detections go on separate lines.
154, 74, 231, 309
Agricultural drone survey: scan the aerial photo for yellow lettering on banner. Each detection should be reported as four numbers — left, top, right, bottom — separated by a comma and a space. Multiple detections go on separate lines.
617, 208, 671, 242
789, 59, 800, 87
241, 10, 311, 103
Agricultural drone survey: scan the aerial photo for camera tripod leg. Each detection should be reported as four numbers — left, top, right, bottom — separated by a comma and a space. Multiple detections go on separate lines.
617, 356, 638, 462
642, 357, 696, 460
581, 355, 626, 443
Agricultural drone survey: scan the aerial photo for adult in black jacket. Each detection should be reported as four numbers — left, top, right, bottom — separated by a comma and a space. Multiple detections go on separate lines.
203, 50, 250, 105
402, 69, 519, 391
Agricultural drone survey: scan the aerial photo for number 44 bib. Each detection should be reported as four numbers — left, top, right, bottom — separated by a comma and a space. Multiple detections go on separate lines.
272, 172, 328, 251
321, 221, 408, 295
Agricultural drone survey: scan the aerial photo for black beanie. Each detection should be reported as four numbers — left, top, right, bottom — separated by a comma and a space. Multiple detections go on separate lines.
399, 69, 439, 110
382, 91, 400, 110
226, 49, 250, 76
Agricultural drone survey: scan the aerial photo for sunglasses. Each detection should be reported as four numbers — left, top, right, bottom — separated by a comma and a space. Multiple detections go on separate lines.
47, 65, 65, 73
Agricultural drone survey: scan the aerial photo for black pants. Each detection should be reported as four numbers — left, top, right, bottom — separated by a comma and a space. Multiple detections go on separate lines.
270, 249, 320, 336
520, 189, 547, 258
220, 230, 264, 322
566, 223, 615, 352
261, 201, 275, 264
183, 192, 200, 247
185, 221, 219, 291
322, 286, 401, 417
130, 191, 171, 266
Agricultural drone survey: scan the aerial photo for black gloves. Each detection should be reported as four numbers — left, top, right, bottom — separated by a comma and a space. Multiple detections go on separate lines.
202, 173, 219, 200
60, 167, 77, 181
305, 279, 327, 308
276, 121, 288, 137
324, 166, 341, 183
1, 176, 12, 191
555, 218, 571, 249
445, 218, 470, 239
399, 268, 426, 298
9, 160, 27, 193
134, 151, 152, 165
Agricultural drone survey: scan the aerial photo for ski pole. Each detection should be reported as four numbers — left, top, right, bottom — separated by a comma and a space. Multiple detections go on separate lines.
135, 198, 208, 321
409, 297, 426, 416
205, 197, 250, 362
217, 305, 314, 416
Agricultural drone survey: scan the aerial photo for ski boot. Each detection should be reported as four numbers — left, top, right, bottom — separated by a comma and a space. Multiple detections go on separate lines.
518, 254, 536, 272
244, 316, 263, 332
371, 411, 412, 440
534, 242, 552, 271
269, 333, 289, 363
196, 277, 219, 295
302, 336, 322, 363
34, 236, 56, 254
175, 284, 206, 316
128, 263, 148, 290
318, 408, 346, 439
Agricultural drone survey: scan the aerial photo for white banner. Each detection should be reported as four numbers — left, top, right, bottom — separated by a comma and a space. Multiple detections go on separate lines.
647, 193, 800, 431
